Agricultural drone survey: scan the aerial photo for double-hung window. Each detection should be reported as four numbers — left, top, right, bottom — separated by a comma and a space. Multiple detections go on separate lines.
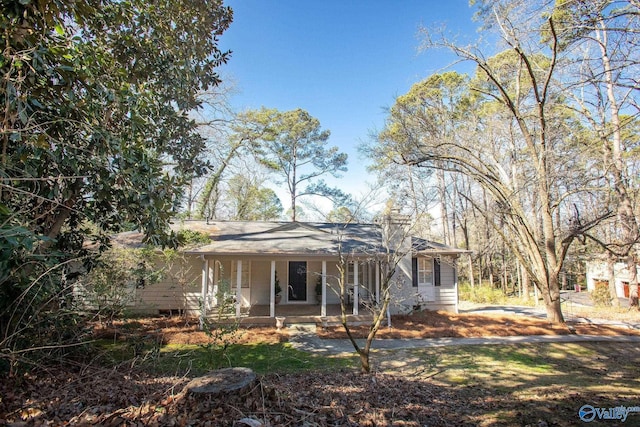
412, 257, 435, 287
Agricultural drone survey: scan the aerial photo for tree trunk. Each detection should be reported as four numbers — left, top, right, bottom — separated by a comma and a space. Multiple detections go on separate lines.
501, 250, 507, 294
539, 274, 565, 323
521, 267, 530, 302
597, 21, 640, 308
437, 168, 450, 245
607, 254, 619, 307
197, 144, 241, 219
182, 367, 257, 398
359, 351, 371, 374
543, 296, 564, 324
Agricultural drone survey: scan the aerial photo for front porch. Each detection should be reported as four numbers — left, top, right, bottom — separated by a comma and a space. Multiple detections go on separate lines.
233, 303, 378, 326
199, 256, 384, 319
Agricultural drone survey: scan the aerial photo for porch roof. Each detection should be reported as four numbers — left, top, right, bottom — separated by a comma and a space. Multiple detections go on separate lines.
412, 237, 470, 256
182, 220, 385, 256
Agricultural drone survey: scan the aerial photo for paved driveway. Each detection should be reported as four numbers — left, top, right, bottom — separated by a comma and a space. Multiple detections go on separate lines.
458, 291, 640, 329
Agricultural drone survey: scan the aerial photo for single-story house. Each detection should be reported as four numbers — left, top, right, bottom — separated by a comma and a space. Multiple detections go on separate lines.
586, 257, 639, 298
86, 213, 468, 318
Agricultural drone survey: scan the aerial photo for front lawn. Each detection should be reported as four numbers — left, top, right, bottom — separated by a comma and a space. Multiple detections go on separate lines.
3, 312, 639, 426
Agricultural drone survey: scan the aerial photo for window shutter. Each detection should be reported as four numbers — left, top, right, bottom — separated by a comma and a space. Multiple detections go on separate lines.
434, 258, 441, 287
412, 258, 418, 287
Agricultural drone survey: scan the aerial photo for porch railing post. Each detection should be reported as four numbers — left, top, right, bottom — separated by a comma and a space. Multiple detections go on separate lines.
200, 255, 208, 329
270, 260, 276, 317
321, 260, 327, 317
236, 259, 242, 318
353, 261, 359, 315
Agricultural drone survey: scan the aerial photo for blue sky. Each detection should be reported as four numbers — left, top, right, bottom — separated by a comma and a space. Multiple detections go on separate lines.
218, 1, 481, 213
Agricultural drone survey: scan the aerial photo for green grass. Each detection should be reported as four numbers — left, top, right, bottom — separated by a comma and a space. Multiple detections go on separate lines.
382, 342, 640, 396
95, 340, 356, 376
92, 334, 640, 425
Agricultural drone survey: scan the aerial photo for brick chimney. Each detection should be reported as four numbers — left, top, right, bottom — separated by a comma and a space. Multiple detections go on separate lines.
380, 208, 411, 252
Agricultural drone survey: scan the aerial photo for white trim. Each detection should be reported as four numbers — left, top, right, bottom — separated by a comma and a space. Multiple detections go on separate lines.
200, 256, 209, 327
321, 261, 327, 317
236, 260, 242, 318
353, 262, 359, 315
270, 260, 276, 317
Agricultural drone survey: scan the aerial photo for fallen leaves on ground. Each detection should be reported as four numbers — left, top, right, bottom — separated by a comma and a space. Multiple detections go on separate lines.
317, 309, 640, 339
92, 317, 289, 345
3, 310, 639, 426
0, 365, 596, 426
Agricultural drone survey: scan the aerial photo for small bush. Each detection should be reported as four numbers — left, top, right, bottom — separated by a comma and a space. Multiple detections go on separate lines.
591, 283, 612, 307
459, 282, 507, 304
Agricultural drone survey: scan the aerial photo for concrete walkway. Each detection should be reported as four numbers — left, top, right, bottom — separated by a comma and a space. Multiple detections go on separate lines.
287, 296, 640, 355
287, 324, 640, 355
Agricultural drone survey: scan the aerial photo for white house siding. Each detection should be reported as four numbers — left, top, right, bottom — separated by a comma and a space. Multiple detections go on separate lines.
199, 257, 249, 309
389, 254, 414, 314
425, 259, 458, 313
390, 256, 458, 314
133, 255, 201, 314
72, 254, 202, 315
586, 260, 639, 298
72, 282, 138, 311
249, 260, 272, 306
424, 288, 458, 312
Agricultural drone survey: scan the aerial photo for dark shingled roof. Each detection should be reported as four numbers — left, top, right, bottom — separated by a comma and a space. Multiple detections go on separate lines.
111, 220, 468, 257
182, 221, 384, 256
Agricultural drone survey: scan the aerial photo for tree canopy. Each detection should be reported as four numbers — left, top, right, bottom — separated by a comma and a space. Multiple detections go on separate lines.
235, 107, 348, 221
0, 0, 232, 356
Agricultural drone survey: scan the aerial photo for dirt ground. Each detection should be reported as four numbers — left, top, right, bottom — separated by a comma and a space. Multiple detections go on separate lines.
92, 308, 640, 345
92, 316, 290, 345
318, 309, 640, 339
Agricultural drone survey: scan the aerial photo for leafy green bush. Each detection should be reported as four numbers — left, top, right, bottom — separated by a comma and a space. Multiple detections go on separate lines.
176, 229, 210, 246
75, 248, 161, 324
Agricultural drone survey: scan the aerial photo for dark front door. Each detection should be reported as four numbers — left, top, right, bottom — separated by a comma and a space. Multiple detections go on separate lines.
288, 261, 307, 301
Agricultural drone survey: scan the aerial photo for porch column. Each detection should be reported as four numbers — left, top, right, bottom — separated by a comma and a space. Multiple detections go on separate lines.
200, 256, 209, 329
236, 260, 242, 318
213, 260, 219, 306
321, 261, 327, 317
353, 261, 359, 315
375, 262, 380, 304
270, 260, 276, 317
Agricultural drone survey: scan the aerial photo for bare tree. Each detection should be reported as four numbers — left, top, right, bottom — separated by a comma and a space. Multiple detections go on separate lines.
552, 0, 640, 307
375, 3, 610, 323
332, 205, 415, 373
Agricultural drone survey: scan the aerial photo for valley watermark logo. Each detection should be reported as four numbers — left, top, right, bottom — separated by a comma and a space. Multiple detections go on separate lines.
579, 404, 640, 423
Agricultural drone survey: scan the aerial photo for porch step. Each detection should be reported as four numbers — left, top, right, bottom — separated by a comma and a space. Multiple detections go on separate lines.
316, 315, 374, 327
289, 323, 317, 334
231, 314, 374, 328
